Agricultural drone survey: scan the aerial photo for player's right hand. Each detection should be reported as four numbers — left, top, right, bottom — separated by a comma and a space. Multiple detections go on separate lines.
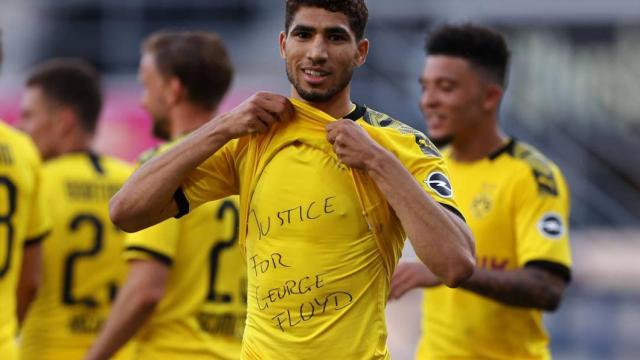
389, 261, 442, 300
214, 92, 294, 140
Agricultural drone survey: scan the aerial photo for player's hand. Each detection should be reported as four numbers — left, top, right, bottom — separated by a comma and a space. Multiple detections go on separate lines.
214, 92, 294, 140
389, 261, 442, 300
326, 119, 387, 170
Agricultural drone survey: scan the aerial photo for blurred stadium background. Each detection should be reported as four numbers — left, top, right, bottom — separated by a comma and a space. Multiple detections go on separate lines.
1, 0, 639, 359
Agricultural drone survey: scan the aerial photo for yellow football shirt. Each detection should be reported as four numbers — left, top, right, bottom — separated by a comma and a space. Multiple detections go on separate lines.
19, 151, 133, 360
123, 140, 245, 360
418, 139, 572, 360
0, 123, 51, 360
175, 99, 461, 359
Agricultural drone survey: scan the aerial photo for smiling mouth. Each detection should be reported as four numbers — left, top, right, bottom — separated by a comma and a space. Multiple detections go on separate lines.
301, 68, 330, 85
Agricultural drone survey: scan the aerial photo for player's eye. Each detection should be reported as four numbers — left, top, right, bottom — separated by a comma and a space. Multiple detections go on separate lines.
328, 34, 348, 42
438, 81, 455, 92
292, 30, 312, 39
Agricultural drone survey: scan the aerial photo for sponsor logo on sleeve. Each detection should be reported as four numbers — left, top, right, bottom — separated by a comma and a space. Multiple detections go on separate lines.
537, 212, 564, 239
424, 172, 453, 198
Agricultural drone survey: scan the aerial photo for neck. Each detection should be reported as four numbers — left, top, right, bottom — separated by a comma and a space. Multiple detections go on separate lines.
450, 115, 506, 162
53, 131, 93, 160
170, 104, 215, 139
291, 85, 354, 119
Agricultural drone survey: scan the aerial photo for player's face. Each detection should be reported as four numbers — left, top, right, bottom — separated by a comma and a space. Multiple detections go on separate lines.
419, 55, 488, 146
280, 6, 368, 104
18, 86, 61, 160
138, 53, 171, 140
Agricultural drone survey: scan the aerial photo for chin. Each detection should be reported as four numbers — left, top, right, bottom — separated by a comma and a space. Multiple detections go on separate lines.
429, 134, 453, 148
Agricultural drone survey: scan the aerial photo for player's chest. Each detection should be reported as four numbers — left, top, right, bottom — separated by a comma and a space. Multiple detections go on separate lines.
248, 144, 370, 244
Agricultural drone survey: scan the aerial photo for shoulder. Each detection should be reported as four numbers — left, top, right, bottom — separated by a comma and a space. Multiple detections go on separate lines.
1, 123, 41, 166
503, 140, 565, 196
361, 106, 442, 158
101, 155, 135, 178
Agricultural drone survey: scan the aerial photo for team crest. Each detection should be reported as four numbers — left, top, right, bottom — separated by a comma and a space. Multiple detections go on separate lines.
537, 212, 564, 239
424, 172, 453, 198
470, 184, 495, 218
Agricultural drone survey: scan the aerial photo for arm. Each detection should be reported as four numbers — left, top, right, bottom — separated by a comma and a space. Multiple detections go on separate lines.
16, 242, 43, 324
110, 93, 294, 232
390, 260, 567, 311
327, 120, 474, 287
84, 260, 169, 360
460, 265, 567, 311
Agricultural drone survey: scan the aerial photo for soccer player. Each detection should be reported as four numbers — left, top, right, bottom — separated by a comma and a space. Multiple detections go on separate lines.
389, 24, 572, 359
17, 59, 133, 360
109, 1, 475, 359
0, 35, 52, 360
85, 31, 244, 360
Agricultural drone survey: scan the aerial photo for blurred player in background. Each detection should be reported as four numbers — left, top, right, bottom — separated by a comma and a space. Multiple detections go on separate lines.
85, 31, 244, 360
108, 1, 475, 359
0, 32, 52, 360
17, 59, 133, 360
390, 24, 572, 359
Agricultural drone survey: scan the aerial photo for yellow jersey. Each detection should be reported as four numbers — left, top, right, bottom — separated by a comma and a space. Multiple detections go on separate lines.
418, 139, 572, 360
19, 151, 133, 360
175, 99, 461, 359
0, 122, 51, 360
123, 140, 245, 360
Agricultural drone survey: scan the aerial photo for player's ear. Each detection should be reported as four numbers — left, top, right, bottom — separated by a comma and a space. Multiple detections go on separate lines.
279, 31, 287, 60
354, 38, 369, 67
56, 106, 77, 135
166, 76, 183, 105
483, 83, 503, 111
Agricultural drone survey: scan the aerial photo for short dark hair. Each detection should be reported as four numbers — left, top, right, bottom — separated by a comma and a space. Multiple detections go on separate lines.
426, 24, 510, 86
27, 59, 102, 133
142, 31, 233, 111
285, 0, 368, 41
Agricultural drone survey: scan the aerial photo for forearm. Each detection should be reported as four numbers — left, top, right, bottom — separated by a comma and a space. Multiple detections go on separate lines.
110, 118, 231, 232
16, 244, 42, 324
460, 267, 565, 311
16, 285, 38, 325
84, 284, 158, 360
366, 152, 474, 286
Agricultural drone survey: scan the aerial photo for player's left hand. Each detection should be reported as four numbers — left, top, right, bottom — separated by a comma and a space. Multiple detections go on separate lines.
326, 119, 388, 170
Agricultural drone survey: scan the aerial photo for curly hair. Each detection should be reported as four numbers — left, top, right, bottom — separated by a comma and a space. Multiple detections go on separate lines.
143, 31, 233, 111
285, 0, 368, 41
426, 24, 510, 86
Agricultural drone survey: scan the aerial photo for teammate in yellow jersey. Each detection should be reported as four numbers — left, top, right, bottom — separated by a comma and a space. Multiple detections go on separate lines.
85, 31, 244, 360
17, 59, 133, 360
0, 34, 51, 360
108, 1, 475, 359
390, 24, 573, 360
0, 127, 51, 360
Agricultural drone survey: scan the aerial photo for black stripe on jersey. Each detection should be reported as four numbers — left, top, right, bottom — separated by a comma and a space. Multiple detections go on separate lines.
525, 260, 571, 283
24, 230, 51, 247
174, 187, 190, 219
126, 246, 173, 266
438, 202, 466, 223
345, 103, 367, 121
488, 138, 516, 160
87, 152, 105, 175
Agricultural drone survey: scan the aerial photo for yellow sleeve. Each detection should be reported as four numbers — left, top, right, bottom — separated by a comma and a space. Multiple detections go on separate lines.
366, 123, 462, 218
514, 164, 572, 269
175, 140, 241, 218
24, 137, 51, 243
124, 218, 180, 265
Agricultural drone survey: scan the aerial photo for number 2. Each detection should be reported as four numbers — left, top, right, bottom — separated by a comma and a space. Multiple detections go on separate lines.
206, 200, 239, 302
62, 214, 103, 307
